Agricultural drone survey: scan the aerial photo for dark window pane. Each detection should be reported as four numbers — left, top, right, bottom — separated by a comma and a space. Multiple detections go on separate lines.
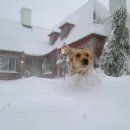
1, 57, 8, 71
9, 58, 16, 71
0, 57, 16, 72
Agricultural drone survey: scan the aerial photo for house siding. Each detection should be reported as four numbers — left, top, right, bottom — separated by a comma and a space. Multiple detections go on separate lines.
92, 35, 106, 67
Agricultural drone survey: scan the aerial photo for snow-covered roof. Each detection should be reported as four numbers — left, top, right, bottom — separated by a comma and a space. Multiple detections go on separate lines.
49, 0, 109, 48
0, 18, 55, 55
0, 0, 109, 55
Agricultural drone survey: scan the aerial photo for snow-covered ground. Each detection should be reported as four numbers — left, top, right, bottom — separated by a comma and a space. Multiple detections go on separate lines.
0, 72, 130, 130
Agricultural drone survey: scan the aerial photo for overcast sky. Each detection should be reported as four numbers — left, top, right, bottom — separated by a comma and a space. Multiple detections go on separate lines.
0, 0, 129, 29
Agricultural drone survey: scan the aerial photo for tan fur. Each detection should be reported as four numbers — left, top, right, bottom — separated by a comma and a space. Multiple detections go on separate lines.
61, 46, 93, 76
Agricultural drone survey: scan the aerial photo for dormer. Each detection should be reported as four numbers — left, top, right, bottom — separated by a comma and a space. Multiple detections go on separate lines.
48, 31, 60, 45
59, 22, 74, 40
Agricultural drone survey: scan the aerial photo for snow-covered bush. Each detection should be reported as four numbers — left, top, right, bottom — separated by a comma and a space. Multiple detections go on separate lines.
99, 7, 130, 77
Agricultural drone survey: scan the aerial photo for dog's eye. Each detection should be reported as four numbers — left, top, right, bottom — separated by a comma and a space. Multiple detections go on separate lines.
75, 53, 81, 57
85, 54, 89, 57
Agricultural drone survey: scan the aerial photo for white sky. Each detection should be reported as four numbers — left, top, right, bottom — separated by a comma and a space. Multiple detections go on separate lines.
0, 0, 129, 29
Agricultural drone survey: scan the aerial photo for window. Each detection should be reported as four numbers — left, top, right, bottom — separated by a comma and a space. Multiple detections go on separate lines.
42, 56, 52, 74
59, 23, 74, 40
0, 57, 16, 72
93, 10, 96, 23
49, 34, 55, 45
57, 50, 61, 59
61, 26, 68, 40
48, 32, 60, 45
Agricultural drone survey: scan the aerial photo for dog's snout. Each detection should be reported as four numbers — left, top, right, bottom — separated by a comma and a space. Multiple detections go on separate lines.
82, 59, 88, 65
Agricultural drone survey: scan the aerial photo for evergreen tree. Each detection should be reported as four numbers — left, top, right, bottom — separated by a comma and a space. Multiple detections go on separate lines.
99, 7, 130, 77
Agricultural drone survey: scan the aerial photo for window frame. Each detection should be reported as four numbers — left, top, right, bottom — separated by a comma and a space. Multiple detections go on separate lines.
42, 55, 52, 74
61, 26, 68, 40
49, 34, 55, 45
0, 56, 16, 73
59, 23, 74, 40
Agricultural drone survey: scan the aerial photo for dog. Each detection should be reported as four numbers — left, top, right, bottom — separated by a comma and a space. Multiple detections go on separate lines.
61, 46, 93, 76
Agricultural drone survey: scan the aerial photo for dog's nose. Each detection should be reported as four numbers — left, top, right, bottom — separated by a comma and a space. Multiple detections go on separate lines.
82, 59, 88, 65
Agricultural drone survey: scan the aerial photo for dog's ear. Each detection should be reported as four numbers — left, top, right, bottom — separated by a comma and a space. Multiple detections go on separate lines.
61, 46, 74, 57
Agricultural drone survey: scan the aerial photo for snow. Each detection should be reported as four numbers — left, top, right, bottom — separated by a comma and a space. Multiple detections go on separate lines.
52, 0, 109, 49
0, 18, 55, 55
56, 59, 63, 65
65, 68, 103, 87
0, 0, 109, 56
0, 71, 130, 130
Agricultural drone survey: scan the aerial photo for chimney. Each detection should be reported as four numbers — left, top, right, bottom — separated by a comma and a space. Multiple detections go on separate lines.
21, 7, 31, 28
109, 0, 126, 14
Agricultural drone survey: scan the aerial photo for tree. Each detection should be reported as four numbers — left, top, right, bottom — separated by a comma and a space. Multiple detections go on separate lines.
99, 7, 130, 77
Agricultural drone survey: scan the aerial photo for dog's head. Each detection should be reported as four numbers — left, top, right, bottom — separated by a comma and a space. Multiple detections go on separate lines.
61, 46, 93, 75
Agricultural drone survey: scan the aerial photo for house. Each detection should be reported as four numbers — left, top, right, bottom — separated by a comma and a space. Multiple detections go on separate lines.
0, 0, 129, 80
0, 13, 51, 79
42, 0, 109, 78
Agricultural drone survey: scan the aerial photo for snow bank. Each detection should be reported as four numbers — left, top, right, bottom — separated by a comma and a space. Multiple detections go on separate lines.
0, 74, 130, 130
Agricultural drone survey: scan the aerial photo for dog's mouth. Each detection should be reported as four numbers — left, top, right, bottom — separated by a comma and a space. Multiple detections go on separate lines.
81, 59, 89, 68
80, 64, 89, 68
78, 64, 90, 74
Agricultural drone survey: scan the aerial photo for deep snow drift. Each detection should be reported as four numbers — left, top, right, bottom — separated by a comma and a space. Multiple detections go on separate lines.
0, 71, 130, 130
